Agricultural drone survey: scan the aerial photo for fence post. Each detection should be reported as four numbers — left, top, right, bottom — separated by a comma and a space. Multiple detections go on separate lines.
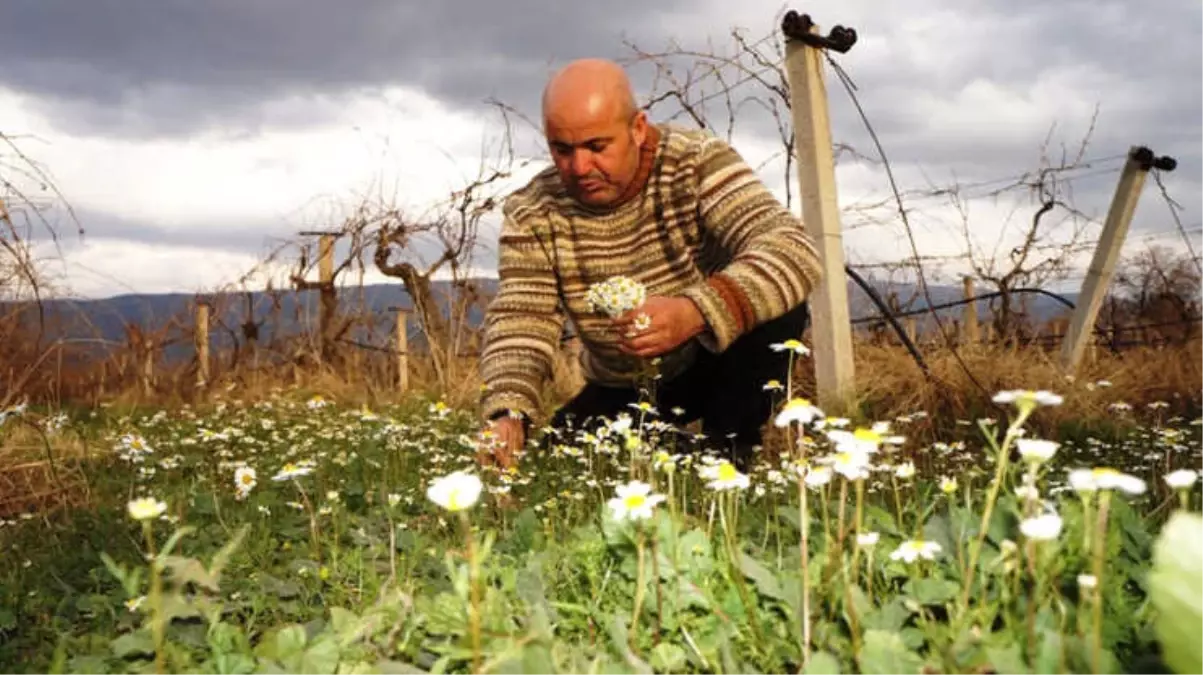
782, 12, 857, 414
1061, 146, 1174, 371
962, 276, 979, 346
318, 234, 336, 364
196, 302, 210, 389
141, 342, 154, 399
394, 309, 409, 393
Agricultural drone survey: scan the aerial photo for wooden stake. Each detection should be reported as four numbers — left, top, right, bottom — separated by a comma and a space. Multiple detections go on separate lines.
142, 344, 154, 399
196, 303, 210, 389
318, 234, 337, 365
1061, 148, 1150, 371
395, 311, 409, 393
784, 22, 856, 413
962, 276, 979, 346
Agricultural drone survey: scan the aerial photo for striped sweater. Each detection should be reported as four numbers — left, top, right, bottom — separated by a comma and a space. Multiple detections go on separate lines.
479, 123, 824, 423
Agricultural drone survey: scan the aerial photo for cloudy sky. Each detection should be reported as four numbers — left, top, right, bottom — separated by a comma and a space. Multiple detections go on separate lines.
2, 0, 1199, 300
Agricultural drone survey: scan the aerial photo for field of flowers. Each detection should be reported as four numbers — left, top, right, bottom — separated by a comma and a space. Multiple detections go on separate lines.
0, 355, 1200, 673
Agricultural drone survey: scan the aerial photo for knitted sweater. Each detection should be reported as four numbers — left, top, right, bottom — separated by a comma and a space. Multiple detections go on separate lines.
479, 123, 824, 423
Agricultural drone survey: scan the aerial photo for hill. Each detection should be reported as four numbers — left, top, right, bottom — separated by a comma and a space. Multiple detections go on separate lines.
14, 276, 1079, 362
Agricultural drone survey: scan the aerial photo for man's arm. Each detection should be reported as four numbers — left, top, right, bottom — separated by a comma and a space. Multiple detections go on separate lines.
479, 200, 565, 424
678, 134, 825, 352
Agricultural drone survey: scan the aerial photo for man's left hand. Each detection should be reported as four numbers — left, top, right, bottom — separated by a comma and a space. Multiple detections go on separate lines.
613, 296, 706, 358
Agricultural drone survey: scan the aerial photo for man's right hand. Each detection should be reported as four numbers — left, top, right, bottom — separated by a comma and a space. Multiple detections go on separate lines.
486, 416, 525, 469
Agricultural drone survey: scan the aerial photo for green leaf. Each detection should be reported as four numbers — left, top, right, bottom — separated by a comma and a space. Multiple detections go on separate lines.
1034, 631, 1063, 674
985, 644, 1029, 674
1150, 511, 1203, 675
905, 577, 959, 606
650, 643, 687, 672
111, 630, 155, 659
608, 614, 652, 675
921, 516, 957, 562
858, 630, 923, 675
300, 636, 341, 674
739, 552, 785, 601
374, 661, 429, 674
862, 597, 913, 632
275, 624, 309, 661
803, 651, 841, 674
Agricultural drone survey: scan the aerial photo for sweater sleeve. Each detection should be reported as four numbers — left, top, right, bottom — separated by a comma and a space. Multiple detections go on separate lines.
678, 134, 825, 352
478, 200, 566, 423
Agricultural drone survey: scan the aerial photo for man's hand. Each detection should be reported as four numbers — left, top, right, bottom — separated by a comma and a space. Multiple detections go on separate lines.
482, 415, 525, 469
613, 295, 706, 358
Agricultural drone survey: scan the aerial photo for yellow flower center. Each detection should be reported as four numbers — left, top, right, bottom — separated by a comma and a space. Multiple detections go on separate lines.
717, 463, 738, 481
853, 428, 881, 442
623, 494, 647, 509
783, 339, 803, 349
239, 474, 254, 485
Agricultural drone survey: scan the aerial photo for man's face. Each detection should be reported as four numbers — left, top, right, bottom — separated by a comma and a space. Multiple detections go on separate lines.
544, 109, 647, 208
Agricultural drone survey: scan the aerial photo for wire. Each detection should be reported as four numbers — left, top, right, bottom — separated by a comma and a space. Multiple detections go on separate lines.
844, 265, 931, 373
1151, 169, 1203, 275
822, 51, 991, 397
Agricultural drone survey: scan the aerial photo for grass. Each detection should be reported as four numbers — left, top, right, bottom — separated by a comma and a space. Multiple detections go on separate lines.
0, 340, 1199, 673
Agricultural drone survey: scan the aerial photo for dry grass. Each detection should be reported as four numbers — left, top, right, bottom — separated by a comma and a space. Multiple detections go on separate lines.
1, 329, 1197, 516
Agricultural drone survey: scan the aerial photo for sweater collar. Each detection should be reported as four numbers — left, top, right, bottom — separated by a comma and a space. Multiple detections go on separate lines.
611, 123, 661, 207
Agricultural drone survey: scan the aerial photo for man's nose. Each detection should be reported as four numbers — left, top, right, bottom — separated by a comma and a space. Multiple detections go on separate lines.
570, 150, 593, 176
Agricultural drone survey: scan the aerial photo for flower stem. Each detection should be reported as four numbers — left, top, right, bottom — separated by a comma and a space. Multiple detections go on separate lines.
142, 521, 166, 675
959, 414, 1026, 613
798, 473, 812, 667
462, 512, 482, 674
851, 479, 865, 587
630, 530, 647, 646
651, 535, 664, 646
1091, 492, 1112, 675
719, 492, 764, 645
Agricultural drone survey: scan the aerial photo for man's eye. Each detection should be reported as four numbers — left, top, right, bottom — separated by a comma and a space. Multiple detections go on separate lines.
587, 142, 607, 153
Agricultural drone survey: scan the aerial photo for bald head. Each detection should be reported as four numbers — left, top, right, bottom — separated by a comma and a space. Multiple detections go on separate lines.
542, 58, 637, 126
540, 59, 649, 208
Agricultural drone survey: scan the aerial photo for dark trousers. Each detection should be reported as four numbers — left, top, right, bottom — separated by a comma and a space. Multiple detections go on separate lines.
549, 301, 811, 470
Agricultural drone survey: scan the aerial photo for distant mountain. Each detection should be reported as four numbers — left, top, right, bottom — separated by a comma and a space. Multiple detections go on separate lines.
15, 275, 1078, 363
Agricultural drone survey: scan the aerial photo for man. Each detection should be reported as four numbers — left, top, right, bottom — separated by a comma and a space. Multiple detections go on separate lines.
478, 58, 823, 470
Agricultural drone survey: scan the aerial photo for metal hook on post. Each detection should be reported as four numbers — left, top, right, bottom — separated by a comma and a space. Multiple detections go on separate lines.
781, 10, 858, 53
1130, 146, 1177, 172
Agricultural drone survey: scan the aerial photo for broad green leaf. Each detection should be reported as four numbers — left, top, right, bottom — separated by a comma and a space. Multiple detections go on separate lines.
905, 577, 959, 605
803, 651, 841, 674
921, 515, 957, 562
650, 643, 687, 672
374, 661, 429, 674
608, 614, 652, 675
300, 636, 341, 674
862, 597, 912, 632
739, 552, 785, 601
1034, 630, 1063, 674
259, 573, 301, 600
986, 644, 1029, 674
275, 624, 308, 661
1150, 511, 1203, 675
213, 651, 256, 675
858, 630, 923, 675
111, 630, 155, 659
520, 644, 557, 674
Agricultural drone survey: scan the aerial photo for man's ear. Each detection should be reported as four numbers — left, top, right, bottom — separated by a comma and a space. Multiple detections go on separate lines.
629, 109, 649, 147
